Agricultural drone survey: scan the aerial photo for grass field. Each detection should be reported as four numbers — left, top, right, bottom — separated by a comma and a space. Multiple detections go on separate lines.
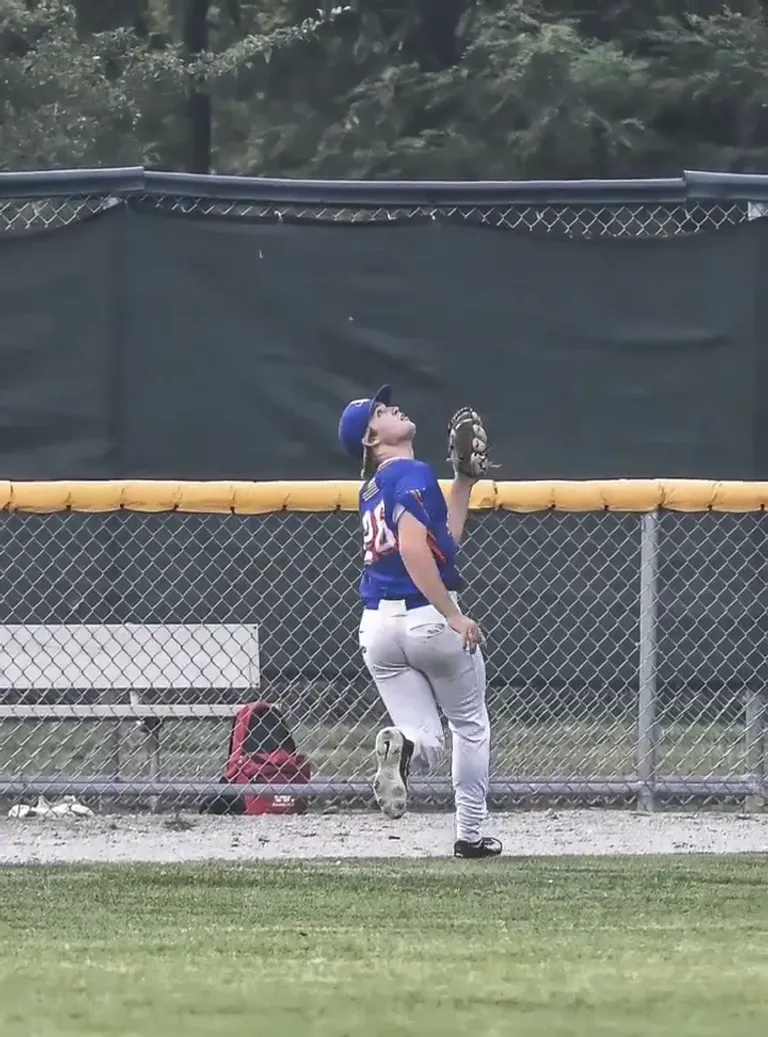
1, 856, 766, 1036
0, 716, 755, 782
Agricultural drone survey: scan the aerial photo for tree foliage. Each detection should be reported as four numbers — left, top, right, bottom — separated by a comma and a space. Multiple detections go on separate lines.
2, 0, 768, 177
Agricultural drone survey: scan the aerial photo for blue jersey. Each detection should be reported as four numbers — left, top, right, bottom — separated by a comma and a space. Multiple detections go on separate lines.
358, 458, 462, 607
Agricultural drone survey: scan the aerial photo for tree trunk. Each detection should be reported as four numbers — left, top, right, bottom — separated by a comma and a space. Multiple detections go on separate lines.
183, 0, 211, 174
134, 0, 150, 38
75, 0, 149, 33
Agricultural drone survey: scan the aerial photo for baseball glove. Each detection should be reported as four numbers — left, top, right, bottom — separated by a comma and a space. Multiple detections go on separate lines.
447, 407, 494, 479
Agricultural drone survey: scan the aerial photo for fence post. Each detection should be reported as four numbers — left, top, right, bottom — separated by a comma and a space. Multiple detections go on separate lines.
748, 195, 768, 808
745, 689, 765, 811
637, 511, 660, 811
146, 725, 162, 815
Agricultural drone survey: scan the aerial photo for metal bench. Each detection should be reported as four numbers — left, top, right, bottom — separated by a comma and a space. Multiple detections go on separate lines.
0, 622, 261, 807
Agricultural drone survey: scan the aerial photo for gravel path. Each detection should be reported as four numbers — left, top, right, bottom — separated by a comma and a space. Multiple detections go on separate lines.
1, 809, 766, 864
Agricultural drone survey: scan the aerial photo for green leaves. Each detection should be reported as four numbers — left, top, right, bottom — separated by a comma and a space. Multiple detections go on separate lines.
0, 1, 149, 168
295, 4, 654, 178
2, 1, 768, 177
645, 9, 768, 170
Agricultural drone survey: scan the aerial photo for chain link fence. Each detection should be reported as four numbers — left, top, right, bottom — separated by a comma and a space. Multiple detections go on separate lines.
0, 193, 752, 237
0, 504, 765, 812
0, 180, 765, 814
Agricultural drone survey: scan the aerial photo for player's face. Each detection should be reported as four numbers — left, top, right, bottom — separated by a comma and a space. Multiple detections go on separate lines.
367, 403, 416, 446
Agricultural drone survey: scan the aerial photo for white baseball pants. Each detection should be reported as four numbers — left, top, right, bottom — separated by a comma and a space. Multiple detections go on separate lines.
358, 595, 491, 843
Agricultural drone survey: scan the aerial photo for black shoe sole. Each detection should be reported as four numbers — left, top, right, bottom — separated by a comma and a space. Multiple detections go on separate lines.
373, 728, 412, 819
454, 837, 503, 859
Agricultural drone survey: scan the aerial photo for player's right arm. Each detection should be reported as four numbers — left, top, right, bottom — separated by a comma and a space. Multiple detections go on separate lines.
396, 514, 485, 653
397, 511, 462, 621
381, 463, 484, 651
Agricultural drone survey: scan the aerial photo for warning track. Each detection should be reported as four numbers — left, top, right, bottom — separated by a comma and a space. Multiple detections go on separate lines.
1, 809, 766, 864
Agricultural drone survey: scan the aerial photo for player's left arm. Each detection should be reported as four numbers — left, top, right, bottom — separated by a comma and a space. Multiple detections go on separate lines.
446, 474, 475, 544
445, 407, 493, 544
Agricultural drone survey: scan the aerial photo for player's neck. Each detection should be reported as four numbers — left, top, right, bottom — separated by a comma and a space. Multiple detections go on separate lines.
376, 444, 414, 467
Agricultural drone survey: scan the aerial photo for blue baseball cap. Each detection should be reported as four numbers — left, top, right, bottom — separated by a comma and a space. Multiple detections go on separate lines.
338, 384, 392, 460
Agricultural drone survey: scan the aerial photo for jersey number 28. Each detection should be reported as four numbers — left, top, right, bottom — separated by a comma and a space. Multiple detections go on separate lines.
362, 501, 397, 564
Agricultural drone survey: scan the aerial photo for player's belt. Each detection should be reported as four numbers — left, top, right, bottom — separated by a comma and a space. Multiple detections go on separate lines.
364, 591, 459, 613
364, 596, 427, 612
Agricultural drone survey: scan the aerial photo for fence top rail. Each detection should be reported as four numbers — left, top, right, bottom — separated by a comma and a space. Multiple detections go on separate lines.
0, 167, 766, 206
0, 479, 767, 514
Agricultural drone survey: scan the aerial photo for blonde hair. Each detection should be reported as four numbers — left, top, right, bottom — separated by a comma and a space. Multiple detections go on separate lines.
360, 423, 381, 479
361, 446, 379, 480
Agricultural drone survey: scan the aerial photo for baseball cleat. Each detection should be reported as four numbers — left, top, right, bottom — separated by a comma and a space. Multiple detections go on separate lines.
373, 727, 413, 819
453, 836, 503, 859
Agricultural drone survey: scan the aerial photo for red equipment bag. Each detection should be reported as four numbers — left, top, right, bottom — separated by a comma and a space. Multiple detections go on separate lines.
200, 701, 311, 816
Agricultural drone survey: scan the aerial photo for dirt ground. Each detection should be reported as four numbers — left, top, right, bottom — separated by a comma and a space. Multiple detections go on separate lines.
1, 808, 766, 864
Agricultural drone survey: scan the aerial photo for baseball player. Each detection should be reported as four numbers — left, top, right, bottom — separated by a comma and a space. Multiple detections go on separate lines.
338, 385, 501, 859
